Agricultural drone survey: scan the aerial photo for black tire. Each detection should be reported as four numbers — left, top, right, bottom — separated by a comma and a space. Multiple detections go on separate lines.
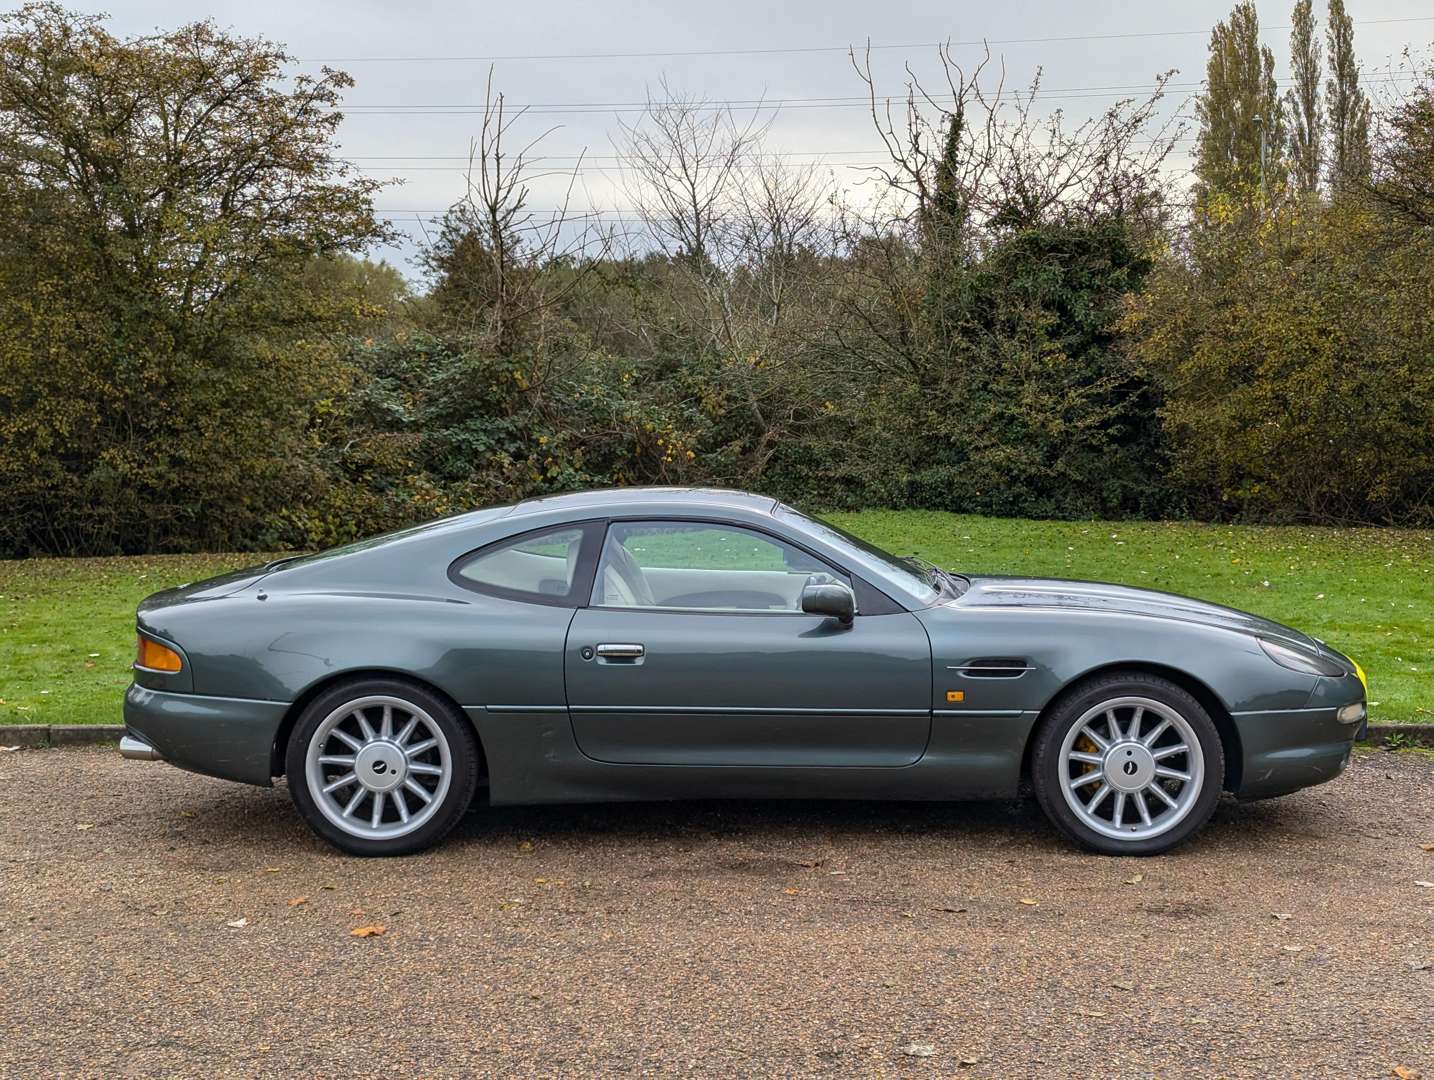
1031, 671, 1224, 856
285, 677, 480, 857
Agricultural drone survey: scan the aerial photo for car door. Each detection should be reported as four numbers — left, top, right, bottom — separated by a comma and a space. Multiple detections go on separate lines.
564, 519, 932, 767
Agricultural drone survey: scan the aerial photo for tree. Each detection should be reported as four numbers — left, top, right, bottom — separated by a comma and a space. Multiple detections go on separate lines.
1325, 0, 1371, 188
1126, 199, 1434, 524
0, 4, 392, 554
1370, 58, 1434, 226
422, 68, 609, 355
1287, 0, 1323, 194
1194, 2, 1286, 207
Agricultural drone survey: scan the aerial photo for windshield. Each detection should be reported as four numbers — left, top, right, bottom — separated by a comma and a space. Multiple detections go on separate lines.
774, 505, 949, 606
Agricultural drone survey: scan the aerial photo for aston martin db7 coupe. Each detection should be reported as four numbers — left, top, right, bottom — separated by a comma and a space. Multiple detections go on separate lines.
122, 487, 1368, 856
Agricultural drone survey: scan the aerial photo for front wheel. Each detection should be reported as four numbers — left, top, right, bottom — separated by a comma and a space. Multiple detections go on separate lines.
285, 678, 480, 856
1031, 673, 1224, 855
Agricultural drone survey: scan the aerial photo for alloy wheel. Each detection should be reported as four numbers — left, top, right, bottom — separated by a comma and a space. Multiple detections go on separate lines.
1056, 695, 1204, 842
304, 694, 453, 841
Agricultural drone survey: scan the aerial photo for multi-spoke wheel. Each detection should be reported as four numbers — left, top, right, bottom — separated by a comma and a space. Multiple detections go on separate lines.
1032, 673, 1224, 855
285, 679, 479, 856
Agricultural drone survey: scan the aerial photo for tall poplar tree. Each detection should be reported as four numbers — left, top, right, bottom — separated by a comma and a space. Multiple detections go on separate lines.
1326, 0, 1371, 187
1287, 0, 1322, 193
1194, 2, 1286, 205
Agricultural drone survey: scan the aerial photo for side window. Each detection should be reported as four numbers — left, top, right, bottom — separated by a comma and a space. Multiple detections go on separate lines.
452, 526, 589, 604
593, 521, 848, 612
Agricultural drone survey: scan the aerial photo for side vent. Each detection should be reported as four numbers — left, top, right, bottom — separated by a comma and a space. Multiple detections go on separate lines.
950, 657, 1033, 679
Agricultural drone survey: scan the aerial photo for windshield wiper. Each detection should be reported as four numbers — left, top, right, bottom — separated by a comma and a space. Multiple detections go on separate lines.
900, 554, 967, 596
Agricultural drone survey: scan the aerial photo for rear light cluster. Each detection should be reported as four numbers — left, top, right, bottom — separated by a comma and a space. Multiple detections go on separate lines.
136, 636, 183, 673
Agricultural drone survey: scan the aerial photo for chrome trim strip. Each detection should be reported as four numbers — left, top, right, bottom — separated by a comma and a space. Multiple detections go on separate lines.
1229, 705, 1340, 717
569, 705, 930, 716
934, 708, 1026, 718
946, 664, 1034, 672
480, 704, 568, 713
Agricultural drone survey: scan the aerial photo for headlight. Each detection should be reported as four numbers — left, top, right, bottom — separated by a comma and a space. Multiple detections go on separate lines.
1259, 638, 1347, 678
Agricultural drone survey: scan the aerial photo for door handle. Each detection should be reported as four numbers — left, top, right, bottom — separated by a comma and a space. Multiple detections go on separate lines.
595, 642, 645, 661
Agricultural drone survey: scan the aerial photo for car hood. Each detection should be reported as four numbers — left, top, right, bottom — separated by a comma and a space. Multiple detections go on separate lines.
955, 575, 1320, 651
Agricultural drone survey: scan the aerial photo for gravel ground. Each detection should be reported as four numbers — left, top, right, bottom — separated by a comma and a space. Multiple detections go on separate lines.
1, 747, 1432, 1079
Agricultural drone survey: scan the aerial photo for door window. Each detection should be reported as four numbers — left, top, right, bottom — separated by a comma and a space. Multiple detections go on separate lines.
592, 521, 848, 612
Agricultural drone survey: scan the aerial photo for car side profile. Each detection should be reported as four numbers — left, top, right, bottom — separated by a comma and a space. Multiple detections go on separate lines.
122, 487, 1369, 856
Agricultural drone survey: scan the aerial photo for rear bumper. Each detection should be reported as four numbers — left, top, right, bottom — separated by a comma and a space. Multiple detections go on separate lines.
1231, 705, 1360, 800
123, 683, 289, 787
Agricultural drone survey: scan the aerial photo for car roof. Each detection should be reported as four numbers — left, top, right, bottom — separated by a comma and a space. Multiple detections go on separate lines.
501, 486, 778, 519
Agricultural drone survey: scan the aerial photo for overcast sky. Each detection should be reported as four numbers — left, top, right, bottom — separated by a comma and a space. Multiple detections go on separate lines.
95, 1, 1434, 274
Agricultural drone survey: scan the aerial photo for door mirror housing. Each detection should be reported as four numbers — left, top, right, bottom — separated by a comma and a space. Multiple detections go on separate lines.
801, 581, 855, 626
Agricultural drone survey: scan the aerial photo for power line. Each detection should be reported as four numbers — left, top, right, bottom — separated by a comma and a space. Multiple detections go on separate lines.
336, 73, 1412, 117
297, 15, 1434, 64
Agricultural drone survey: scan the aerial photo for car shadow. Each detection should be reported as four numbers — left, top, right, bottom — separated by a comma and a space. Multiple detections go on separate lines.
167, 777, 1356, 862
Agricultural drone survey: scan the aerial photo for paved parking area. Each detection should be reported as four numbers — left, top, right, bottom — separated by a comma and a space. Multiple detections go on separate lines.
1, 746, 1432, 1078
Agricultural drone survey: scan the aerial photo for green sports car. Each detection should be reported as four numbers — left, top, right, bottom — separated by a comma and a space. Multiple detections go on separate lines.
122, 487, 1368, 856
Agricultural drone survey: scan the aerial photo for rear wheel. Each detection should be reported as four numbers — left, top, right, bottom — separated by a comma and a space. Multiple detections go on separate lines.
285, 678, 479, 856
1032, 672, 1224, 855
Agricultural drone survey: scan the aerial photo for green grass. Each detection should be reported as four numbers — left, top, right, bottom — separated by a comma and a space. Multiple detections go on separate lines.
1, 512, 1429, 727
0, 554, 264, 729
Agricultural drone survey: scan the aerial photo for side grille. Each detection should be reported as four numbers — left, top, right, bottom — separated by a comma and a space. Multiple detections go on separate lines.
949, 657, 1033, 679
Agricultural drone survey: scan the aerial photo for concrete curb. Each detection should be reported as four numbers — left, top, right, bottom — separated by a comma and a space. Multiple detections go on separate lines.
1, 725, 125, 749
4, 721, 1433, 751
1361, 724, 1434, 748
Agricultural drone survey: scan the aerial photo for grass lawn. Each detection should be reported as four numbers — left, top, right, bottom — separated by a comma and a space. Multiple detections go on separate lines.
1, 512, 1430, 728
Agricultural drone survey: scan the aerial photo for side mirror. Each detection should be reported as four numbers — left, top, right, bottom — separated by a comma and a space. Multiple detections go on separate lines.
801, 581, 855, 626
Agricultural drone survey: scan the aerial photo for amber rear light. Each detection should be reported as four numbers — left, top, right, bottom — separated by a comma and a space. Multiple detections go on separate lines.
136, 636, 183, 673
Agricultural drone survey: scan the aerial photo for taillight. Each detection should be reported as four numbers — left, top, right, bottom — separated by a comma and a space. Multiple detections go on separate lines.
136, 636, 183, 673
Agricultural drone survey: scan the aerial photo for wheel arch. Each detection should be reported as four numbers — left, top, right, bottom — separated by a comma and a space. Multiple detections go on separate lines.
269, 668, 487, 782
1021, 661, 1243, 793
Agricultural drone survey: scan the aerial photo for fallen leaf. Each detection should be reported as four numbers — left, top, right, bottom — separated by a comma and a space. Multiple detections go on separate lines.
517, 841, 533, 852
288, 896, 308, 907
1392, 1066, 1417, 1079
1405, 960, 1431, 972
932, 906, 967, 914
350, 908, 366, 917
960, 1057, 980, 1066
1124, 873, 1143, 885
794, 858, 825, 868
180, 811, 196, 819
1111, 981, 1134, 991
1018, 898, 1038, 906
225, 918, 248, 929
321, 884, 337, 891
75, 823, 94, 831
901, 1044, 936, 1058
1271, 912, 1293, 920
350, 924, 386, 938
1420, 844, 1434, 852
1281, 945, 1305, 953
1415, 881, 1434, 889
1, 746, 19, 753
261, 867, 281, 874
782, 887, 800, 896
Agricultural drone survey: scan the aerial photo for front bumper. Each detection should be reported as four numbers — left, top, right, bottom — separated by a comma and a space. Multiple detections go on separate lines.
1231, 703, 1361, 800
123, 683, 289, 786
